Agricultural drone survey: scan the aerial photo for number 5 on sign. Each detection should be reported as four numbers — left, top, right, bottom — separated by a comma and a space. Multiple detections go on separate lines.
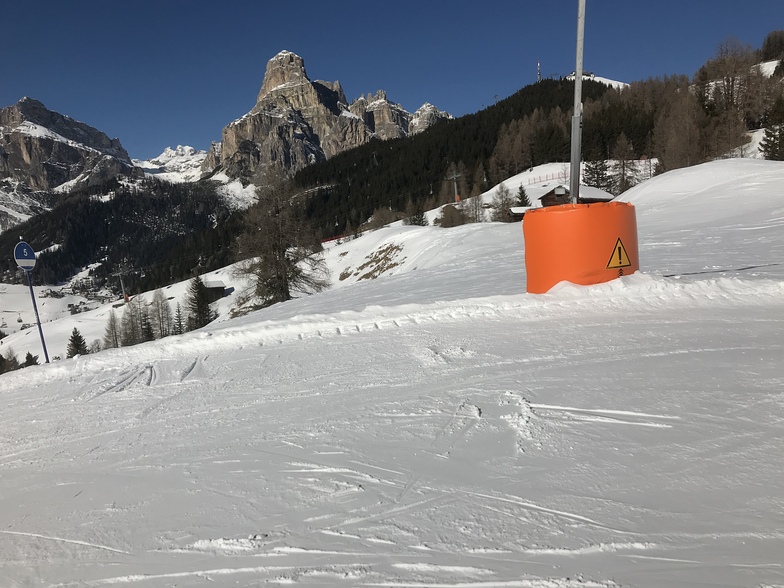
14, 241, 37, 271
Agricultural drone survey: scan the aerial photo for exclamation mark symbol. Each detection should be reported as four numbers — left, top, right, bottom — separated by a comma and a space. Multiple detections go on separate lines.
606, 238, 630, 270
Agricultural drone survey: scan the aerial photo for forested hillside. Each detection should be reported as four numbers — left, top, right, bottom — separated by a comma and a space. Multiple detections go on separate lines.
0, 178, 238, 293
298, 31, 784, 237
297, 78, 614, 237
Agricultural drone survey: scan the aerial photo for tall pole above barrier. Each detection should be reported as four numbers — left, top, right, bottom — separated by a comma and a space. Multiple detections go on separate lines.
569, 0, 586, 204
522, 0, 639, 294
13, 239, 50, 364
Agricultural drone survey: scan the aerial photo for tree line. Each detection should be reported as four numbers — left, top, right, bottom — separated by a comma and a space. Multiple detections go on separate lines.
297, 30, 784, 233
0, 274, 221, 373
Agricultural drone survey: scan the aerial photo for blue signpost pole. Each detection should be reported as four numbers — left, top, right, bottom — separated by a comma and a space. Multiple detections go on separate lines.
13, 240, 50, 364
24, 268, 50, 364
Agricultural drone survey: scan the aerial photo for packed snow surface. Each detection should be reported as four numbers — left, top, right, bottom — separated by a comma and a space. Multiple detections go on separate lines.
1, 159, 783, 587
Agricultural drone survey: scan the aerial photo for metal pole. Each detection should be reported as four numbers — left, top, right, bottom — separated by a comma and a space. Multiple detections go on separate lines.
119, 273, 128, 302
447, 171, 461, 204
569, 0, 586, 204
24, 269, 50, 363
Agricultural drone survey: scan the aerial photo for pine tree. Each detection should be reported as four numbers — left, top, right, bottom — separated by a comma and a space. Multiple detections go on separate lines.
760, 125, 784, 160
185, 275, 217, 331
140, 309, 156, 342
760, 96, 784, 161
582, 150, 613, 193
516, 185, 531, 207
66, 328, 89, 358
403, 197, 429, 226
2, 349, 20, 372
172, 303, 185, 336
23, 352, 39, 367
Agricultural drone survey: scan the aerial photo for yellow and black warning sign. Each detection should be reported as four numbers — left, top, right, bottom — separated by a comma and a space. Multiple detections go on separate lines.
606, 237, 632, 269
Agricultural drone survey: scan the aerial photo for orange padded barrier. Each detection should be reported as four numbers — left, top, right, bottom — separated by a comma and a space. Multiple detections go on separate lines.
523, 201, 639, 294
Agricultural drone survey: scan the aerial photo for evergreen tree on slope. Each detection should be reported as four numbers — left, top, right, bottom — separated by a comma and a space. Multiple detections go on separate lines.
66, 327, 89, 358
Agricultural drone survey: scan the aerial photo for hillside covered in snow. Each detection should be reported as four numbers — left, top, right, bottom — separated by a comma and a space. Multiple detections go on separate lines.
0, 158, 783, 587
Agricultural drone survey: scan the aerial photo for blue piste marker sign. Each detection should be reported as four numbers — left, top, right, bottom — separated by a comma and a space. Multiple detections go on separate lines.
14, 241, 37, 271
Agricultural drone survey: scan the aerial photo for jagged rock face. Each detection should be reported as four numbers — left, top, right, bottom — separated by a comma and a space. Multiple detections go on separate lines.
201, 141, 222, 172
321, 112, 374, 159
257, 52, 312, 102
213, 52, 345, 180
255, 54, 347, 136
220, 97, 325, 180
410, 103, 453, 135
349, 91, 411, 140
0, 98, 139, 190
208, 51, 451, 181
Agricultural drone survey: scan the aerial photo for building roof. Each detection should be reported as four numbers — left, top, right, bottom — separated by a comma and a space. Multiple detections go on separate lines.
202, 280, 226, 290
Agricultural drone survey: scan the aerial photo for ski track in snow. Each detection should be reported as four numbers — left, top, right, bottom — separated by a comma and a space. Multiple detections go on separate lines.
5, 286, 784, 586
0, 530, 131, 555
3, 274, 782, 394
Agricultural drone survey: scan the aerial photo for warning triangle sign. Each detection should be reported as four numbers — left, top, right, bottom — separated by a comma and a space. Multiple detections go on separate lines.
606, 238, 632, 269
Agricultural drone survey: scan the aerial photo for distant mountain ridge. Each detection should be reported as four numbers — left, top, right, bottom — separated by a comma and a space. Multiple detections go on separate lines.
0, 51, 451, 235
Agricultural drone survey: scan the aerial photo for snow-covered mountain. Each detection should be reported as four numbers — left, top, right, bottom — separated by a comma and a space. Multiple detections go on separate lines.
132, 145, 208, 183
1, 158, 783, 587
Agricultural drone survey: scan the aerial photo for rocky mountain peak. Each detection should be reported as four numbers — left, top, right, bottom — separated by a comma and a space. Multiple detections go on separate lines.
258, 51, 311, 102
205, 50, 451, 181
0, 98, 139, 192
3, 97, 130, 162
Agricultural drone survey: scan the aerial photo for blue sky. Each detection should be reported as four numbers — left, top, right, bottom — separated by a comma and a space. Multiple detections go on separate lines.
2, 1, 780, 160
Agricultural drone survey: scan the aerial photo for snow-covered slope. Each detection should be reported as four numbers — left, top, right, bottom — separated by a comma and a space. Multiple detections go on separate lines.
757, 58, 782, 78
1, 159, 783, 588
0, 179, 50, 234
566, 72, 629, 91
132, 146, 259, 210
